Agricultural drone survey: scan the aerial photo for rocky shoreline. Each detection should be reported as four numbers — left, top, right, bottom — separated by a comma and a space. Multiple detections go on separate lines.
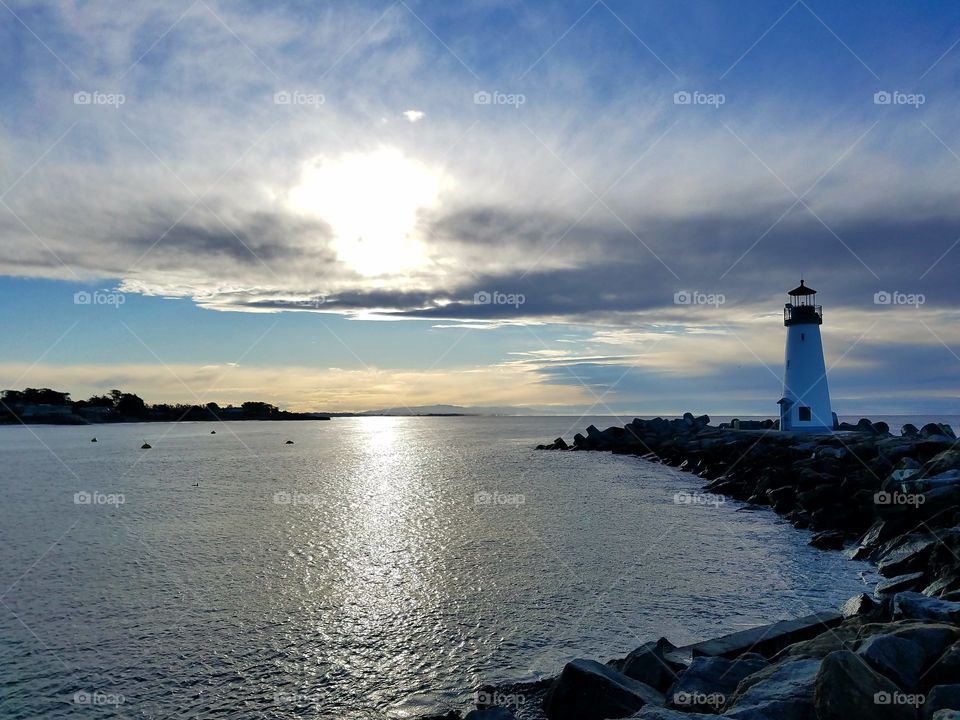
424, 414, 960, 720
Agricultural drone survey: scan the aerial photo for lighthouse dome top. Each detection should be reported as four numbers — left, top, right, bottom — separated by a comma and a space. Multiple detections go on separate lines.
788, 279, 817, 296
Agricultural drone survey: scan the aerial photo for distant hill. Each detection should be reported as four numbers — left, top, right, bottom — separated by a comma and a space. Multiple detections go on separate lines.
357, 404, 539, 416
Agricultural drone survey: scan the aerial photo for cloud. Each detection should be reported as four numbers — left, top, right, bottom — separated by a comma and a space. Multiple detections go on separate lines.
402, 110, 426, 123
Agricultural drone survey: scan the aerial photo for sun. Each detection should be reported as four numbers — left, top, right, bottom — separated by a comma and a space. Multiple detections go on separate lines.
287, 147, 442, 277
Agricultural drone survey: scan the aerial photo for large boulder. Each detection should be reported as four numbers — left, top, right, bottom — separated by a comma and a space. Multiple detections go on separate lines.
924, 686, 960, 720
689, 612, 842, 659
542, 658, 664, 720
724, 657, 820, 720
666, 654, 766, 712
885, 624, 960, 667
879, 537, 937, 578
893, 592, 960, 624
810, 530, 847, 550
614, 638, 683, 692
813, 650, 916, 720
877, 572, 927, 595
924, 642, 960, 689
856, 634, 927, 692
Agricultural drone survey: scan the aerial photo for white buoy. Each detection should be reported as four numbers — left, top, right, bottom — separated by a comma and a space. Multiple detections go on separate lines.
778, 280, 834, 433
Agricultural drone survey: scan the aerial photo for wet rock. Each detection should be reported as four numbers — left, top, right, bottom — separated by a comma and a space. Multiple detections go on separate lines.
924, 686, 960, 720
893, 592, 960, 624
813, 650, 912, 720
925, 642, 960, 689
810, 530, 846, 550
877, 572, 926, 595
689, 612, 842, 660
840, 593, 882, 619
666, 654, 766, 712
856, 634, 926, 692
924, 576, 960, 598
878, 537, 936, 578
902, 423, 920, 436
885, 623, 960, 667
724, 657, 820, 720
614, 638, 682, 692
542, 658, 664, 720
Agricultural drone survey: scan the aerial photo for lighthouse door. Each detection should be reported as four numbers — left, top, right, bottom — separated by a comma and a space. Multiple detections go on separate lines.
778, 398, 792, 430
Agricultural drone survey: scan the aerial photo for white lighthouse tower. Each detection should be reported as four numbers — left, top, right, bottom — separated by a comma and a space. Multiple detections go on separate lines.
778, 280, 835, 433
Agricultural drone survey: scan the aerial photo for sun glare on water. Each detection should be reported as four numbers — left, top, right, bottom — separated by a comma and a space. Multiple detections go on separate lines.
288, 147, 442, 277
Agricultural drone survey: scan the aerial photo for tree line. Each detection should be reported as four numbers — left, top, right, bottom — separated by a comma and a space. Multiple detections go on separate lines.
0, 388, 321, 424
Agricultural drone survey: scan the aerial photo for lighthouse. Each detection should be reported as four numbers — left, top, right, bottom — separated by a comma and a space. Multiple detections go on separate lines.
778, 280, 835, 433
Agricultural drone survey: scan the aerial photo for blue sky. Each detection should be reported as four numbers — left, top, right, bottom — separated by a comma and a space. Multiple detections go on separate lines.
2, 0, 960, 413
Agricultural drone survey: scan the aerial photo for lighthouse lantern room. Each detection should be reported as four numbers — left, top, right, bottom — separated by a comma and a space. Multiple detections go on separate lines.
778, 280, 835, 433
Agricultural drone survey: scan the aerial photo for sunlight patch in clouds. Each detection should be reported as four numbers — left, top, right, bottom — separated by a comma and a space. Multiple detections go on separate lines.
286, 147, 444, 277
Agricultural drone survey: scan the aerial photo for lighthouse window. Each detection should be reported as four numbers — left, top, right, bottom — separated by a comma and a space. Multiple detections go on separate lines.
798, 406, 812, 422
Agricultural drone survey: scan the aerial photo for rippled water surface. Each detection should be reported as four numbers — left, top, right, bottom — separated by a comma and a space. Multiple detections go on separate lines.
0, 417, 878, 718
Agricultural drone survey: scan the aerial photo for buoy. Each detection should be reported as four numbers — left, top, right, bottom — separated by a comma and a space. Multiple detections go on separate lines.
91, 438, 97, 443
141, 442, 152, 449
285, 440, 294, 445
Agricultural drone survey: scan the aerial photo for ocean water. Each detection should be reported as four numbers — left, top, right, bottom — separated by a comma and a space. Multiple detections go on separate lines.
0, 417, 878, 719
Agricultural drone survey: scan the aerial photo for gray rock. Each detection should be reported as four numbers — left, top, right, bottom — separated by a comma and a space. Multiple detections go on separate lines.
925, 642, 960, 689
857, 634, 926, 692
886, 623, 960, 666
813, 650, 914, 720
666, 654, 766, 712
877, 572, 926, 595
841, 593, 882, 619
925, 576, 960, 598
924, 685, 960, 720
893, 592, 960, 624
932, 711, 960, 720
689, 612, 842, 660
615, 638, 682, 692
542, 658, 664, 720
810, 530, 846, 550
879, 538, 936, 578
724, 657, 820, 720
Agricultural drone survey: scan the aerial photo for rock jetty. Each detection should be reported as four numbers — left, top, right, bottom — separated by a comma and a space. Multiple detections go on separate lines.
422, 414, 960, 719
